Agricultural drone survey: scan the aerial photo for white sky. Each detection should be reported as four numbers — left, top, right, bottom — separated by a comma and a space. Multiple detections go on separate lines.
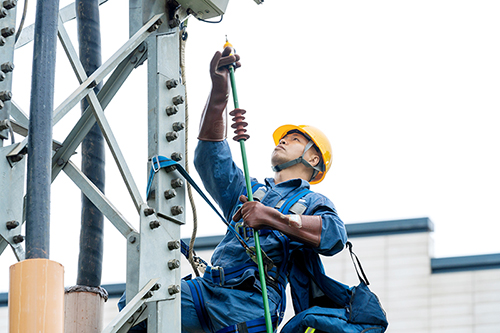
1, 0, 500, 292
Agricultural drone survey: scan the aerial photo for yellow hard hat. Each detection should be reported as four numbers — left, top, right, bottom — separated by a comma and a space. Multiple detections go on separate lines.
273, 124, 332, 184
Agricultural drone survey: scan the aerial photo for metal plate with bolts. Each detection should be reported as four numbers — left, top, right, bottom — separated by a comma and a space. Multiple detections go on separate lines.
0, 143, 26, 260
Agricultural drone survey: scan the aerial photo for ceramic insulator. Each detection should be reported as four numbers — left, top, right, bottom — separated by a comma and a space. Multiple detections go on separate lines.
229, 108, 250, 141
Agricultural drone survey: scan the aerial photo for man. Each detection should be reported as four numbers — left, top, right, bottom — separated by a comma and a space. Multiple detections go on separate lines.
180, 47, 348, 332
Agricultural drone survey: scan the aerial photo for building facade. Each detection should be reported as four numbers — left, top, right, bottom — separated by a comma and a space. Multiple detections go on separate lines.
1, 217, 499, 332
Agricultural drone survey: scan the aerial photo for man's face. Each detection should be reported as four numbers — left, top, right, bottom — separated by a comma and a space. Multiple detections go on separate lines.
271, 132, 312, 167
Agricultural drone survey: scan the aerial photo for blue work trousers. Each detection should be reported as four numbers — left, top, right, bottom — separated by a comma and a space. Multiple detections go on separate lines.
118, 278, 281, 333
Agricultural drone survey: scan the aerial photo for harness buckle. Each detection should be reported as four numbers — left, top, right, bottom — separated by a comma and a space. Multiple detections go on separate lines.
194, 256, 207, 274
235, 222, 251, 241
152, 155, 161, 173
211, 266, 225, 286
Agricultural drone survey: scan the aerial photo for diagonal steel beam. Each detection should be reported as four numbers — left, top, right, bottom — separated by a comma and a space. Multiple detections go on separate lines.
86, 89, 144, 211
57, 15, 86, 83
56, 14, 145, 211
63, 161, 137, 238
10, 101, 28, 129
50, 44, 146, 182
53, 13, 163, 125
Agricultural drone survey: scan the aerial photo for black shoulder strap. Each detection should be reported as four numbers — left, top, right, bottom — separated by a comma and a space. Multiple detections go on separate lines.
346, 241, 370, 286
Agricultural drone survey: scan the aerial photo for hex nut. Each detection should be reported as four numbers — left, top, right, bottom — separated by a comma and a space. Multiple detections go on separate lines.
166, 79, 178, 89
164, 189, 177, 200
171, 152, 183, 162
12, 235, 24, 244
3, 0, 17, 10
168, 259, 180, 270
149, 220, 161, 229
165, 131, 179, 142
172, 122, 185, 132
0, 90, 12, 101
144, 207, 155, 216
171, 178, 183, 188
172, 95, 184, 105
168, 240, 180, 250
1, 62, 14, 72
166, 105, 178, 116
171, 206, 183, 216
168, 285, 180, 295
165, 165, 176, 173
0, 119, 8, 131
1, 27, 15, 38
6, 220, 19, 230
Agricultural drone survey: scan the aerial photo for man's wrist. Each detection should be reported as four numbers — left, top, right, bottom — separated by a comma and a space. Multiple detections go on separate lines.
287, 214, 302, 228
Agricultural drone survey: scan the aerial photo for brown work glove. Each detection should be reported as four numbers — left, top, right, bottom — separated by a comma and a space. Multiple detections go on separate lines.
198, 46, 241, 141
233, 195, 322, 247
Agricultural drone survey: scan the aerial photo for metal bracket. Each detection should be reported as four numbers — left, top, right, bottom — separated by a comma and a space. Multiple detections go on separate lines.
0, 143, 25, 260
101, 278, 159, 333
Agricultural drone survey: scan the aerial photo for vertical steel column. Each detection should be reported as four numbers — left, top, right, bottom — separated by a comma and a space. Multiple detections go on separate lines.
144, 28, 185, 332
124, 3, 184, 332
25, 0, 60, 259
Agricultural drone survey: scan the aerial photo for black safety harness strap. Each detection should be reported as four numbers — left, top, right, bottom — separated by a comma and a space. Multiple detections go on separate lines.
346, 241, 370, 286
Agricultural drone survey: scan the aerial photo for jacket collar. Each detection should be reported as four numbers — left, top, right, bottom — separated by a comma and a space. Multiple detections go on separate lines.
265, 177, 311, 190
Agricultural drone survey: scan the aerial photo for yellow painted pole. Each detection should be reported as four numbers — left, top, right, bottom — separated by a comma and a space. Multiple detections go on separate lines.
9, 259, 64, 333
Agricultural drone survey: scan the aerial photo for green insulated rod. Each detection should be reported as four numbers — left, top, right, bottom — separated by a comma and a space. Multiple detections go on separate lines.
225, 39, 274, 333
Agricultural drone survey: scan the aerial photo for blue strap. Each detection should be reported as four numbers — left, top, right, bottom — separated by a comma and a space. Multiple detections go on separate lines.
180, 239, 189, 257
216, 315, 278, 333
186, 279, 214, 332
204, 262, 258, 286
147, 156, 224, 227
278, 188, 311, 214
147, 156, 253, 252
180, 239, 209, 267
273, 189, 311, 282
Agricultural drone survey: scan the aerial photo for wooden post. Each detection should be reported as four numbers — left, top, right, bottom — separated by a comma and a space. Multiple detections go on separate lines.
65, 288, 107, 333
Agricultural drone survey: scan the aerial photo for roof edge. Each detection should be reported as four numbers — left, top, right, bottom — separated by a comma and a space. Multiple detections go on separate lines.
183, 217, 435, 250
345, 217, 434, 238
431, 253, 500, 274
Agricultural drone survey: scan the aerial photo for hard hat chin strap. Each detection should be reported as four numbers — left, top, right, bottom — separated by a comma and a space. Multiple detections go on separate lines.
272, 141, 324, 181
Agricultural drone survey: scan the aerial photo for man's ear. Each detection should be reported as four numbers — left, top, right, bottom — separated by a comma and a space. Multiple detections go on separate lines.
308, 154, 320, 168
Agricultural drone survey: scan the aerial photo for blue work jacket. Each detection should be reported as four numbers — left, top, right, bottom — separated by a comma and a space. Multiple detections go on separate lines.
194, 140, 347, 289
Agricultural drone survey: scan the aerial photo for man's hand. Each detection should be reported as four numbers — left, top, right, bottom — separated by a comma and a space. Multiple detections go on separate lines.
232, 194, 323, 247
209, 46, 241, 88
232, 195, 289, 229
198, 47, 240, 142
